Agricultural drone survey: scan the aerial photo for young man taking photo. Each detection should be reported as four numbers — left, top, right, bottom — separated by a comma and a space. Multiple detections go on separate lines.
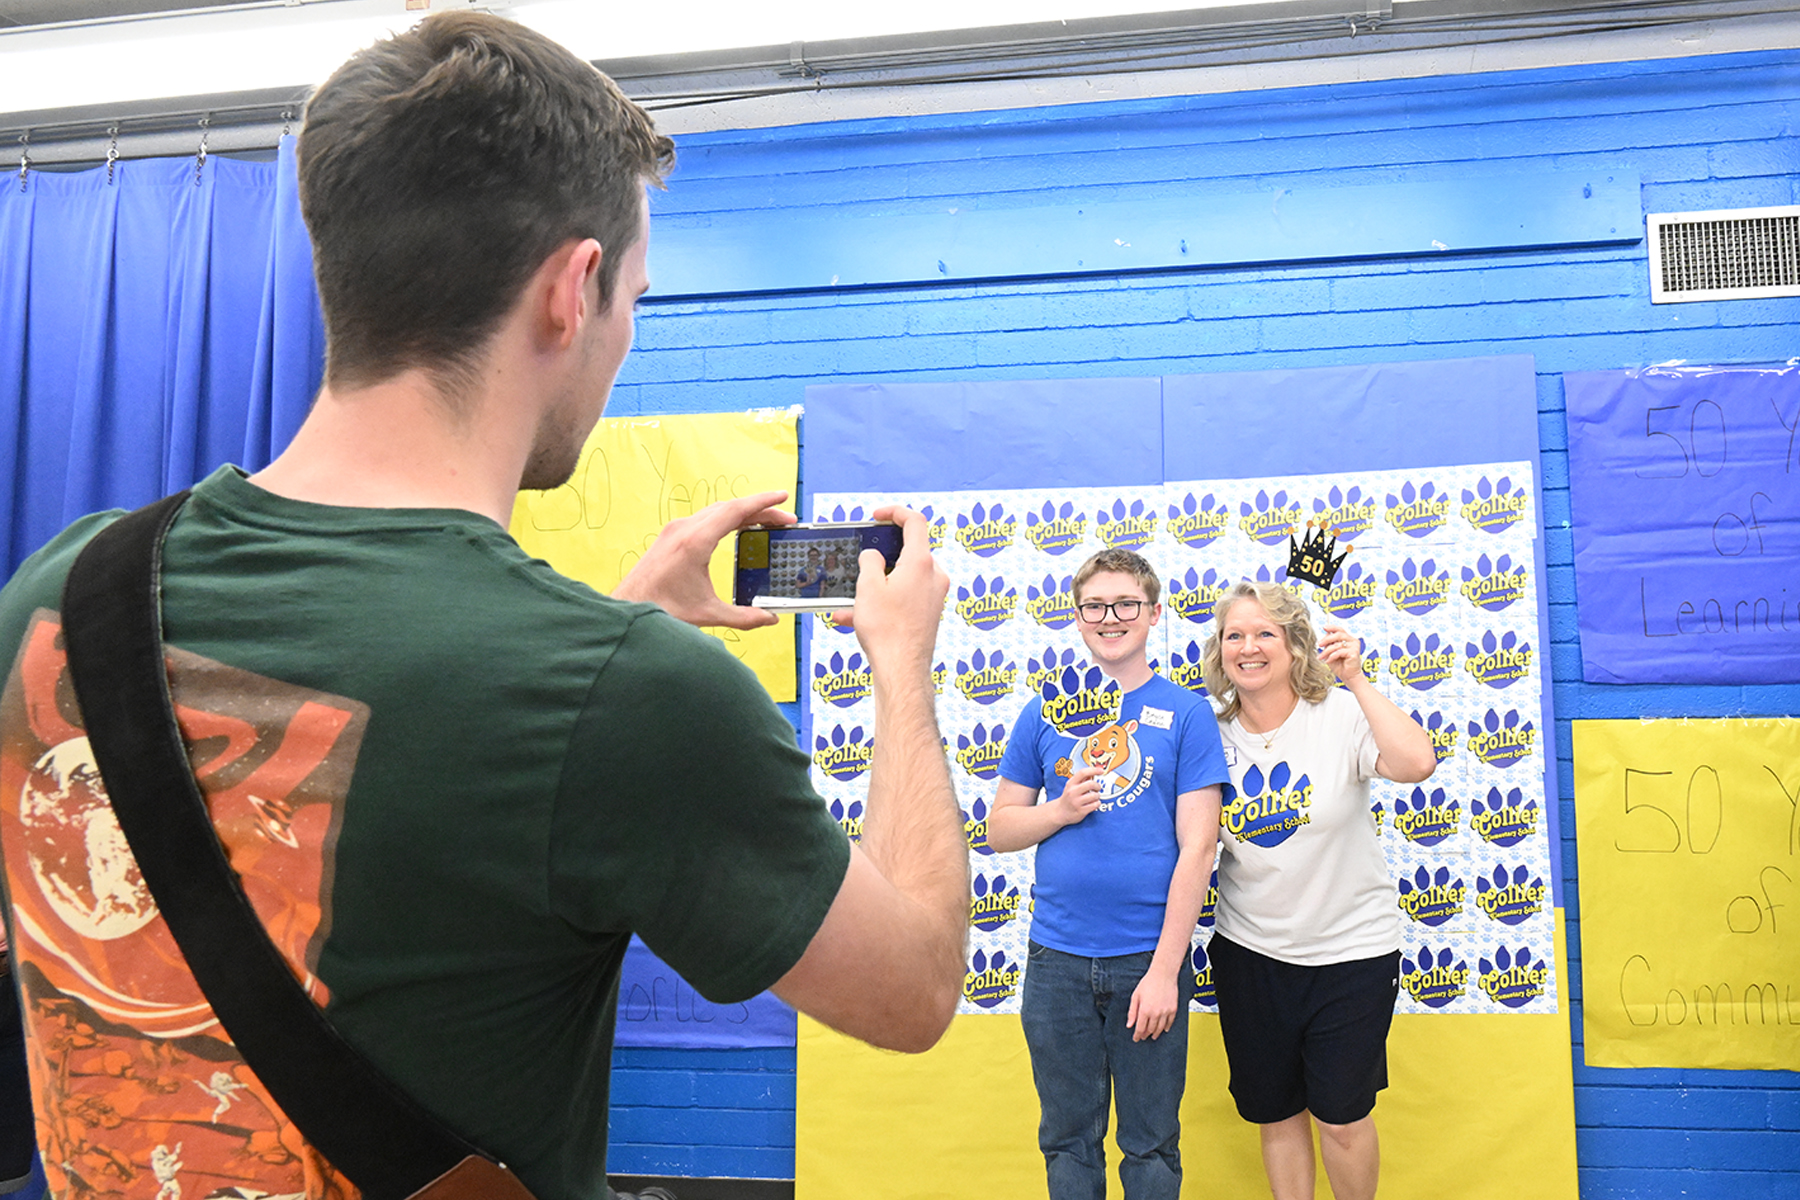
0, 13, 966, 1199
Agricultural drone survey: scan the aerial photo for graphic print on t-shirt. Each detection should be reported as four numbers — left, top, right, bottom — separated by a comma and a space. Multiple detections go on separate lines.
1221, 761, 1315, 847
1039, 665, 1155, 811
0, 610, 368, 1200
1071, 720, 1141, 801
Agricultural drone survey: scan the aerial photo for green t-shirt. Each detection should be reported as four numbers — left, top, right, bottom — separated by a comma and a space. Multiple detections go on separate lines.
0, 466, 849, 1200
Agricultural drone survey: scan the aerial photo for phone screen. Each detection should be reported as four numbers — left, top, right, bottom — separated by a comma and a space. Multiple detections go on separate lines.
734, 523, 904, 609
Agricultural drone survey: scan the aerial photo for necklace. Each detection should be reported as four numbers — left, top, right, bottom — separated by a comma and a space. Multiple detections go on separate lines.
1242, 696, 1299, 750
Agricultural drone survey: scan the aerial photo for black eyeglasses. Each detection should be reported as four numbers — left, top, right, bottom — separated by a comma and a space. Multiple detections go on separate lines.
1076, 599, 1144, 623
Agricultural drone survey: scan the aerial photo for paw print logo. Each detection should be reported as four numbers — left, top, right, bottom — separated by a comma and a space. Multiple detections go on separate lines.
1312, 484, 1376, 539
1189, 941, 1217, 1007
1165, 638, 1209, 697
1392, 786, 1459, 846
969, 873, 1023, 931
1024, 500, 1088, 555
1475, 863, 1546, 925
963, 948, 1022, 1008
954, 721, 1008, 780
1167, 566, 1225, 625
1461, 475, 1530, 534
954, 648, 1018, 706
1388, 632, 1454, 691
1466, 709, 1535, 768
1095, 498, 1155, 550
1470, 786, 1539, 846
1464, 630, 1533, 689
812, 724, 873, 782
1321, 561, 1378, 619
828, 798, 864, 843
1460, 552, 1527, 612
954, 501, 1016, 557
1396, 864, 1465, 927
963, 798, 994, 856
1384, 558, 1451, 617
1478, 944, 1548, 1008
1237, 488, 1301, 546
1247, 562, 1300, 598
1400, 943, 1468, 1008
955, 575, 1018, 631
1199, 865, 1218, 928
1025, 574, 1077, 629
915, 504, 947, 549
1409, 709, 1458, 763
1384, 480, 1451, 538
1221, 762, 1313, 848
1167, 491, 1231, 547
811, 649, 871, 706
820, 503, 867, 523
1025, 646, 1078, 695
1040, 663, 1121, 737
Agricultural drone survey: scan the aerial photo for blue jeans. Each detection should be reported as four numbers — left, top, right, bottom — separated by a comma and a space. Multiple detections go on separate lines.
1021, 941, 1192, 1200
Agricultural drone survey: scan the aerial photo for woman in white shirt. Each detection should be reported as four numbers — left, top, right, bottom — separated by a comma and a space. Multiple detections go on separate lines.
1200, 581, 1436, 1200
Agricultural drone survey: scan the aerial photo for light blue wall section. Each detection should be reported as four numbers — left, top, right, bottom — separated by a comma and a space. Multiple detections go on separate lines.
607, 47, 1800, 1196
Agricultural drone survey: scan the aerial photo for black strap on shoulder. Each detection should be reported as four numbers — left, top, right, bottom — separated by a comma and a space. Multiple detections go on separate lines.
59, 492, 484, 1200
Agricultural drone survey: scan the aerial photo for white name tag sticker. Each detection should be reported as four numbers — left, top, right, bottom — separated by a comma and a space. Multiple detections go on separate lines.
1139, 706, 1173, 730
1223, 746, 1239, 768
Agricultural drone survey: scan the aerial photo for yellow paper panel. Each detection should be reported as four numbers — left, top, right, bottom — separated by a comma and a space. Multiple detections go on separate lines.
508, 409, 799, 700
1573, 718, 1800, 1069
798, 925, 1578, 1200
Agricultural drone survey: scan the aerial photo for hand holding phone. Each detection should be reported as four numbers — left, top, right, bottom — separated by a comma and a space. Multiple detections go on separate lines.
613, 491, 794, 629
734, 522, 904, 612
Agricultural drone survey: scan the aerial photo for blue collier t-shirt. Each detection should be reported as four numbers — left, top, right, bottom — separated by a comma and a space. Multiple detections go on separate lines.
998, 673, 1228, 957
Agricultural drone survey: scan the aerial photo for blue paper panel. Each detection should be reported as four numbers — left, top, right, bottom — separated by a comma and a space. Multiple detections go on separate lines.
613, 936, 797, 1049
650, 173, 1639, 297
1163, 356, 1540, 479
1565, 366, 1800, 686
804, 379, 1162, 495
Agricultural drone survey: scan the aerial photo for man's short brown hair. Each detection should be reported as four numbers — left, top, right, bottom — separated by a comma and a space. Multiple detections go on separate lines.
1071, 548, 1162, 606
298, 12, 674, 394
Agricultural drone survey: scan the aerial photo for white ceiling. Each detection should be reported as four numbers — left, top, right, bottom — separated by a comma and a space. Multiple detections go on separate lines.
3, 0, 1796, 159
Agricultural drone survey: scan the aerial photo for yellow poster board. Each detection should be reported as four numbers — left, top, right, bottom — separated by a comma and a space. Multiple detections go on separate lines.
1573, 718, 1799, 1069
508, 409, 799, 700
797, 923, 1579, 1199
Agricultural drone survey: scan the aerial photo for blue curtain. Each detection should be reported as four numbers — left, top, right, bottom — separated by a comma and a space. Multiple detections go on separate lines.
0, 136, 324, 576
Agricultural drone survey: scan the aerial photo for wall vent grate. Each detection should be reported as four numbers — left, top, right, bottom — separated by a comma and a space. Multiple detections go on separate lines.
1647, 206, 1800, 303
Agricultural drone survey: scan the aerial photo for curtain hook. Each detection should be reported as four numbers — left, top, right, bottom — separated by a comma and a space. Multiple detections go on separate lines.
194, 115, 210, 187
16, 131, 28, 194
280, 108, 293, 139
106, 124, 120, 185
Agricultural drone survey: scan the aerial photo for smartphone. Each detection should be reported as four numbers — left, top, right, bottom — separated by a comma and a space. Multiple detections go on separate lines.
734, 521, 904, 612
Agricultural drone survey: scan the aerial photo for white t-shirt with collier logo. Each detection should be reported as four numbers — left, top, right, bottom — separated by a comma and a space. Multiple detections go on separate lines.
1214, 687, 1399, 966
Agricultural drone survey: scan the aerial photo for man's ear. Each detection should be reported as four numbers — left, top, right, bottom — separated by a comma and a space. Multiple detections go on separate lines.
543, 237, 604, 350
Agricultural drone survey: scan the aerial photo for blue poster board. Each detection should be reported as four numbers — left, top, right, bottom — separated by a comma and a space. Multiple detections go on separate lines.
1564, 366, 1800, 685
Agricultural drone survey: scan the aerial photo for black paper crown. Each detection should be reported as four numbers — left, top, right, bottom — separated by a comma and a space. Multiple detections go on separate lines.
1286, 519, 1352, 589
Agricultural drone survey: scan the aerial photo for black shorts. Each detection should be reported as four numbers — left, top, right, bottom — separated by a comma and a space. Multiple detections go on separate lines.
1209, 933, 1399, 1126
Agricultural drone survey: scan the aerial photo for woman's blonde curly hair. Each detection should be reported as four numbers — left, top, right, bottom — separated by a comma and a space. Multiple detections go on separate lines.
1201, 581, 1337, 723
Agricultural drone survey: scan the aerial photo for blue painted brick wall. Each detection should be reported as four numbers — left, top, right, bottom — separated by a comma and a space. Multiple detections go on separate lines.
609, 47, 1800, 1193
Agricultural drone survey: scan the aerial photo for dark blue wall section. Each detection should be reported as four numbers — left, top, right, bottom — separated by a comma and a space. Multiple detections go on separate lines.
609, 46, 1800, 1193
609, 1048, 797, 1180
649, 170, 1640, 295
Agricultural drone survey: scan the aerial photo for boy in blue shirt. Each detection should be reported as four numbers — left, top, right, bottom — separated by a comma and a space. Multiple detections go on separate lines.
989, 548, 1227, 1200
